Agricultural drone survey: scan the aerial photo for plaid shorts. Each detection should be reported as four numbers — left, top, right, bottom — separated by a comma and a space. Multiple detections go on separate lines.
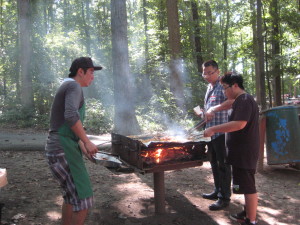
46, 151, 94, 211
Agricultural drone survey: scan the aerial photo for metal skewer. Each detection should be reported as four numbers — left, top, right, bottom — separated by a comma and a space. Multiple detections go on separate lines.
186, 119, 206, 135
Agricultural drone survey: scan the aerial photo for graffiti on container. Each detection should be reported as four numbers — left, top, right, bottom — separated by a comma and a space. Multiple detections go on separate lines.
267, 112, 289, 158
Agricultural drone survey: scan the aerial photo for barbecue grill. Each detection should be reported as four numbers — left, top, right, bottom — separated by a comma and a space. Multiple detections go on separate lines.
110, 132, 209, 214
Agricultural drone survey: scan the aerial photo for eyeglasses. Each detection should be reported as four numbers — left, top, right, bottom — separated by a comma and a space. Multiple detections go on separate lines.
223, 85, 232, 90
202, 70, 217, 77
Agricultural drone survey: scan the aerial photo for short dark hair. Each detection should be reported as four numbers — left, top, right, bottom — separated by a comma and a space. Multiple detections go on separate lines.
220, 71, 244, 90
69, 68, 89, 78
202, 60, 219, 69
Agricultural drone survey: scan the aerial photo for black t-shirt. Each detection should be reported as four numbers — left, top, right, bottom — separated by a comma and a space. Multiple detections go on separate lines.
226, 93, 259, 169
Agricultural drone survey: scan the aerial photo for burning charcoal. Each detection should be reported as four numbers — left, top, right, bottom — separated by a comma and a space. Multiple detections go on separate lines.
111, 133, 207, 171
141, 146, 194, 166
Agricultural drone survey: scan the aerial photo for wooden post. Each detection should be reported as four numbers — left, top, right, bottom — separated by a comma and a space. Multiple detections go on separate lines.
258, 115, 266, 172
153, 171, 166, 214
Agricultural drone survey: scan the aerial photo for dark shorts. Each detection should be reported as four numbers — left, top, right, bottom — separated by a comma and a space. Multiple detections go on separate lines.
232, 166, 257, 194
46, 151, 94, 211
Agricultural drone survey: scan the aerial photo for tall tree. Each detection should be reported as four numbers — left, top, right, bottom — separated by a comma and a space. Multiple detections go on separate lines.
256, 0, 267, 110
262, 5, 272, 108
205, 2, 213, 58
222, 0, 230, 71
63, 0, 69, 33
81, 0, 99, 99
166, 0, 185, 111
250, 0, 260, 103
270, 0, 281, 106
0, 0, 6, 100
17, 0, 34, 110
142, 0, 150, 74
191, 0, 203, 73
157, 0, 167, 62
111, 0, 140, 135
82, 0, 92, 55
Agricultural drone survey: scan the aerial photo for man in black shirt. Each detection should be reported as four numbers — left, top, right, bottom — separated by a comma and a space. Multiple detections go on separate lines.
204, 72, 259, 225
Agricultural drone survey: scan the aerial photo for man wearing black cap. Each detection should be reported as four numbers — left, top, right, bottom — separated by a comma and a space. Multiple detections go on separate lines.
45, 57, 102, 225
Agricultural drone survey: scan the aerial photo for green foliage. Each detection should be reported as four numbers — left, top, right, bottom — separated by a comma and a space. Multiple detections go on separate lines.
135, 89, 198, 133
0, 106, 47, 128
0, 0, 299, 131
84, 98, 113, 134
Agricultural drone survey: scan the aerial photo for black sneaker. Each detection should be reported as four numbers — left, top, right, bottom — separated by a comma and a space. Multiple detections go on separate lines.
240, 218, 258, 225
209, 198, 230, 211
229, 210, 246, 222
202, 191, 218, 200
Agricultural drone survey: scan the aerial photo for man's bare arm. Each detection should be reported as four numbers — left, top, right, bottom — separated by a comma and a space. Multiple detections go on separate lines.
204, 120, 247, 137
205, 99, 235, 121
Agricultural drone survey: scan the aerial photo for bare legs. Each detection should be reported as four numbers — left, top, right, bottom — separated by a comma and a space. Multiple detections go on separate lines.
245, 193, 258, 222
61, 203, 88, 225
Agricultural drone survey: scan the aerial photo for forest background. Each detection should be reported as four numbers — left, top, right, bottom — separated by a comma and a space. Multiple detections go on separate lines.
0, 0, 299, 135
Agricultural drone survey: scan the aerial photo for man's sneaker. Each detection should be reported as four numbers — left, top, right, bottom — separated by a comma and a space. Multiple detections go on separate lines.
240, 218, 258, 225
229, 210, 246, 222
209, 198, 230, 210
202, 191, 218, 200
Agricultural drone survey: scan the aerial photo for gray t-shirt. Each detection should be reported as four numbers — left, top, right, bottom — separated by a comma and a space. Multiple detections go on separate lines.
45, 79, 84, 152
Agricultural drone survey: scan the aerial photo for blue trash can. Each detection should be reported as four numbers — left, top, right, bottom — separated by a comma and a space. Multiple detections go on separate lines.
264, 106, 300, 165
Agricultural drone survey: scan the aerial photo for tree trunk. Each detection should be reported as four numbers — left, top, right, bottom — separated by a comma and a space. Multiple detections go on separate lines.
166, 0, 185, 111
250, 0, 260, 104
191, 0, 203, 74
0, 0, 6, 100
17, 0, 34, 110
82, 0, 98, 99
262, 7, 272, 108
205, 3, 213, 58
223, 0, 230, 71
158, 0, 167, 62
143, 0, 150, 73
63, 0, 69, 32
82, 0, 91, 55
48, 0, 55, 33
256, 0, 267, 110
270, 0, 281, 106
140, 0, 153, 101
43, 1, 48, 34
111, 0, 140, 135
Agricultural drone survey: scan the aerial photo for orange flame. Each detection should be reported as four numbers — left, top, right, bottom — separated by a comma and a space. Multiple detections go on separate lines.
141, 146, 190, 164
154, 149, 163, 163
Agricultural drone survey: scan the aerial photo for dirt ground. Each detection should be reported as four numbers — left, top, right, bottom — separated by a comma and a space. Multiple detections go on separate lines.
0, 128, 299, 225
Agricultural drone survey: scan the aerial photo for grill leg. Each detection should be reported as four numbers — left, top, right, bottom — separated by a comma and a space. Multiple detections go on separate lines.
153, 171, 165, 214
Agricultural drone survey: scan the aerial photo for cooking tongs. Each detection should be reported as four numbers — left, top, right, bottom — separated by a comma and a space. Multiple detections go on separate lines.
187, 118, 206, 135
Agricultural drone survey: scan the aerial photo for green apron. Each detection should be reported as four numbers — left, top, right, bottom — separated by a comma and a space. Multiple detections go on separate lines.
58, 104, 93, 199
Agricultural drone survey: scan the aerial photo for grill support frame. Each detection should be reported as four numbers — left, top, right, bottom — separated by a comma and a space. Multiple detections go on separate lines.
154, 171, 165, 214
111, 133, 206, 214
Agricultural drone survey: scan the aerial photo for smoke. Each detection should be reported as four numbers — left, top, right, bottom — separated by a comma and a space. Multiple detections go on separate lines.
40, 1, 197, 134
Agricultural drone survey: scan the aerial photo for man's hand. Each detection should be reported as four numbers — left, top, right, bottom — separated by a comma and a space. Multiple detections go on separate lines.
205, 108, 215, 122
84, 141, 98, 155
204, 128, 215, 137
79, 140, 97, 163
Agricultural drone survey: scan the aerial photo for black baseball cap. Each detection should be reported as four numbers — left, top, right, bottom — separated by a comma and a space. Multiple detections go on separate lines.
69, 57, 102, 74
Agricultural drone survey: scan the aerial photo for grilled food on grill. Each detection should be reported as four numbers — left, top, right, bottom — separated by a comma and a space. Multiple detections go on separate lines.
128, 131, 210, 145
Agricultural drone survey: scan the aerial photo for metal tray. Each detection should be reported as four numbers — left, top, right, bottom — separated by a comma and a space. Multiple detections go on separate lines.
93, 152, 122, 168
